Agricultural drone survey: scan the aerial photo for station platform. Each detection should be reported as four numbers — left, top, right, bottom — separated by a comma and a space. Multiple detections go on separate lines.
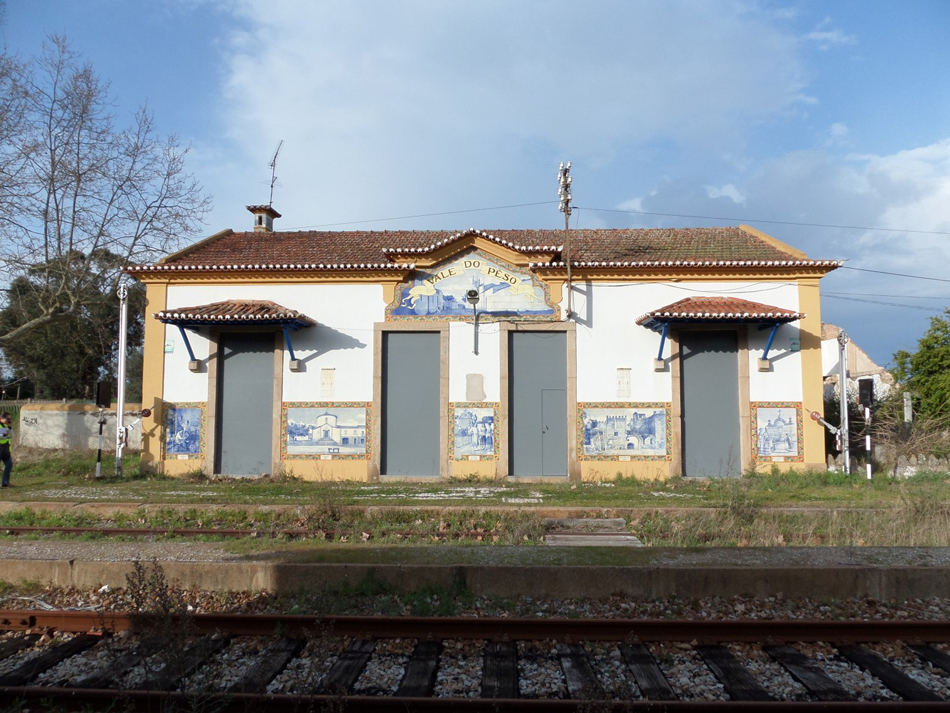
2, 536, 948, 601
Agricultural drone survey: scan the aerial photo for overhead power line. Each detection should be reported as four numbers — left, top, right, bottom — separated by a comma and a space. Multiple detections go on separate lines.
824, 295, 946, 312
284, 201, 558, 230
576, 206, 950, 235
825, 291, 950, 301
281, 198, 947, 236
838, 265, 950, 284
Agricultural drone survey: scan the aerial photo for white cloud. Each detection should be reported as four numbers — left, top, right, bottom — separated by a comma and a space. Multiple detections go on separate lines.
706, 183, 746, 203
202, 0, 812, 229
621, 139, 950, 364
804, 18, 857, 50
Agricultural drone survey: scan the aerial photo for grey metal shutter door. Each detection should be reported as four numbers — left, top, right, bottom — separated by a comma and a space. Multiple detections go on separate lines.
680, 330, 741, 477
215, 332, 274, 476
381, 332, 441, 476
510, 331, 567, 477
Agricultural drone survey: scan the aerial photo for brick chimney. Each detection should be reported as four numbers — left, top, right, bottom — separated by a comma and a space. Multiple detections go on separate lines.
247, 204, 281, 232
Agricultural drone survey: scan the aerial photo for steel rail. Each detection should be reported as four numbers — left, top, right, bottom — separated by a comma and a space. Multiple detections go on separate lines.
3, 609, 950, 643
0, 525, 501, 539
3, 687, 949, 711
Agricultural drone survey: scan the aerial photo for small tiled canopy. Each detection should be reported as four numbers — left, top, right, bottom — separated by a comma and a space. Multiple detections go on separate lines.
636, 296, 804, 331
156, 299, 316, 330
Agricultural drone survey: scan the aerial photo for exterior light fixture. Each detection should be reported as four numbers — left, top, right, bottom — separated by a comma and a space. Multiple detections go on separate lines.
467, 289, 480, 355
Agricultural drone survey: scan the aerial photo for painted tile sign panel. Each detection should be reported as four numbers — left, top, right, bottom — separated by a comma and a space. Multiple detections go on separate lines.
450, 403, 499, 461
579, 403, 671, 461
752, 402, 803, 462
282, 403, 371, 460
164, 403, 205, 460
389, 250, 557, 320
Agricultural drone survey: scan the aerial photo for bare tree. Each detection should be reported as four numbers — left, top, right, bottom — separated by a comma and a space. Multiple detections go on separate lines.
0, 36, 210, 347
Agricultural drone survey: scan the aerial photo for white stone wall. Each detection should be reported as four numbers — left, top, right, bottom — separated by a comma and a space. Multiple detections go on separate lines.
18, 405, 143, 450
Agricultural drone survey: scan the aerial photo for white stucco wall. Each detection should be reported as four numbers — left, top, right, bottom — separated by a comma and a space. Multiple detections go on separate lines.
572, 281, 803, 403
158, 278, 807, 409
161, 283, 384, 403
449, 321, 501, 402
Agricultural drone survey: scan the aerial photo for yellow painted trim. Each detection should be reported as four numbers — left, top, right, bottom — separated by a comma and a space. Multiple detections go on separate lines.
140, 281, 168, 474
797, 277, 826, 469
670, 324, 751, 477
498, 321, 578, 481
580, 461, 672, 481
372, 322, 450, 480
393, 234, 558, 269
738, 225, 808, 260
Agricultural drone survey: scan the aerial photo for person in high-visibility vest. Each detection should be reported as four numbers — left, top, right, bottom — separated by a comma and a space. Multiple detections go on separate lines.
0, 412, 13, 488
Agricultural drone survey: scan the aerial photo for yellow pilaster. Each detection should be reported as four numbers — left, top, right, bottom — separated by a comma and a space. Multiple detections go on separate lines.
798, 278, 826, 469
139, 281, 168, 474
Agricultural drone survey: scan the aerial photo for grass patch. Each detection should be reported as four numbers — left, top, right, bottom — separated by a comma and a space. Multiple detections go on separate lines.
2, 450, 950, 548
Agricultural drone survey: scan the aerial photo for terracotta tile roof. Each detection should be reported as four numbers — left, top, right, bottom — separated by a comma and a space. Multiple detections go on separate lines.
156, 299, 316, 326
636, 297, 804, 326
128, 226, 840, 273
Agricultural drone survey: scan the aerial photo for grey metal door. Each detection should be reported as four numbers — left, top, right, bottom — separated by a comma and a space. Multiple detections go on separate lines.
680, 330, 740, 477
381, 332, 440, 476
510, 331, 567, 476
215, 332, 274, 476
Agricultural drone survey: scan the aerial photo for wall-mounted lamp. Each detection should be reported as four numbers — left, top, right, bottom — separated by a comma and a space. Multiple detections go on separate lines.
467, 289, 480, 355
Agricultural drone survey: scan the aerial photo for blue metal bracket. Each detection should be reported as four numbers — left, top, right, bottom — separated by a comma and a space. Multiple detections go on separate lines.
281, 325, 297, 362
762, 323, 780, 361
177, 325, 197, 362
656, 323, 669, 362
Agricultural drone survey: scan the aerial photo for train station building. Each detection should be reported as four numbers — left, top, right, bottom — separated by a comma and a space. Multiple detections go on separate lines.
128, 205, 840, 481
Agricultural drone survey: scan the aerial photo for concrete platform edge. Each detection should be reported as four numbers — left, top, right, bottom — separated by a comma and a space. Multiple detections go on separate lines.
3, 559, 949, 601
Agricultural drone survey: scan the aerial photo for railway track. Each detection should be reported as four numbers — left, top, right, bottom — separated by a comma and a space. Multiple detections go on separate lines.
0, 524, 506, 541
2, 610, 950, 710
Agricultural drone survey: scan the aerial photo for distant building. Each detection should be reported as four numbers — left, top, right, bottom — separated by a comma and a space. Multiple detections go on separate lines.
821, 324, 894, 404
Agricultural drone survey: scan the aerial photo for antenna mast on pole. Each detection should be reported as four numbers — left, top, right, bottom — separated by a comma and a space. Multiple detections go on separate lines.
268, 140, 284, 207
558, 161, 573, 319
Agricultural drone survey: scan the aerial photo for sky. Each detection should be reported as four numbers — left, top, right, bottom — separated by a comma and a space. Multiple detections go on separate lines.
5, 0, 949, 368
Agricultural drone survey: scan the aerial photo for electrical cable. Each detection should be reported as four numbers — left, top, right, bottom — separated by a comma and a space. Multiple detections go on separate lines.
575, 205, 950, 235
837, 265, 950, 284
825, 291, 950, 301
283, 201, 558, 230
824, 295, 945, 311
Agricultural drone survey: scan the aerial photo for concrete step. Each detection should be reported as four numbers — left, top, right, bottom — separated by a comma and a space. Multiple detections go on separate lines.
543, 518, 628, 532
544, 533, 644, 547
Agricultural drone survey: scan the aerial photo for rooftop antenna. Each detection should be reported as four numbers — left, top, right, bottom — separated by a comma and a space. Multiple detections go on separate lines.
268, 140, 284, 207
558, 161, 574, 319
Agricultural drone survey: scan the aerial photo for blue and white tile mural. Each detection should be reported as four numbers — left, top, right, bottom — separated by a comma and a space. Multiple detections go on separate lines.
164, 404, 203, 458
389, 251, 556, 320
581, 405, 668, 459
285, 406, 368, 456
453, 406, 496, 459
753, 405, 802, 460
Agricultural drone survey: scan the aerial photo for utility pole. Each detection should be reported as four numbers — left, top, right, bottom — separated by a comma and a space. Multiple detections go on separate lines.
837, 329, 850, 475
115, 284, 129, 478
558, 161, 573, 319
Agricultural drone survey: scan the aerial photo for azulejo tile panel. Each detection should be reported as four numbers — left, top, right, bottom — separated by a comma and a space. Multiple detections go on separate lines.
752, 402, 804, 462
449, 402, 500, 461
281, 402, 372, 460
386, 248, 558, 322
577, 402, 672, 461
163, 402, 206, 460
